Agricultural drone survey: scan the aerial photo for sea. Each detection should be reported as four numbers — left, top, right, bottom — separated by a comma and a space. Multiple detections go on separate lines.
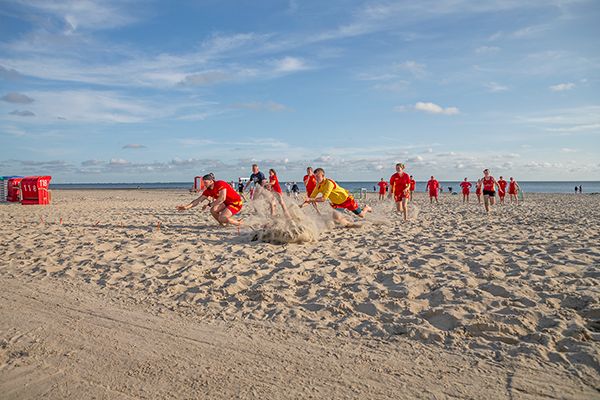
50, 181, 600, 194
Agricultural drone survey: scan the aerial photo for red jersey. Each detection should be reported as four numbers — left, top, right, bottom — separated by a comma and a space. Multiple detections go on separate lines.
482, 176, 495, 191
509, 181, 517, 194
460, 181, 472, 193
377, 181, 387, 194
203, 180, 242, 206
269, 175, 282, 194
426, 179, 439, 194
410, 179, 416, 191
303, 174, 317, 195
390, 172, 410, 195
476, 182, 482, 195
497, 179, 507, 194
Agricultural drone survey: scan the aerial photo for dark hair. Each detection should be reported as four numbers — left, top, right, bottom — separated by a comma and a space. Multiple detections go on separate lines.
314, 168, 325, 174
269, 168, 277, 175
202, 173, 215, 181
252, 164, 258, 168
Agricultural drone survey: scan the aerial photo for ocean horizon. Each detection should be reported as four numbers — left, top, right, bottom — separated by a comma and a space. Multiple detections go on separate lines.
50, 181, 600, 194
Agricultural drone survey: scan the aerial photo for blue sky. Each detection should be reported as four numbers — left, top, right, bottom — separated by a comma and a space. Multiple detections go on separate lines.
1, 0, 599, 183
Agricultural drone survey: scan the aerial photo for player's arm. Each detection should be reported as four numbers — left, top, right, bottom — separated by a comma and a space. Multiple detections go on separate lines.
210, 188, 227, 208
305, 182, 331, 204
177, 194, 209, 211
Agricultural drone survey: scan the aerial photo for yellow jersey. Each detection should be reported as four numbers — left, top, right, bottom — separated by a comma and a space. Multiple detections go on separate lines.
310, 178, 349, 205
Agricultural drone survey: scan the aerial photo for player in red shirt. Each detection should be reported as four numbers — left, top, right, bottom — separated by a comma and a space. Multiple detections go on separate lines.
389, 163, 411, 221
176, 174, 243, 226
409, 175, 416, 201
377, 178, 388, 200
425, 176, 439, 203
497, 176, 507, 204
266, 169, 290, 217
303, 166, 320, 214
475, 179, 482, 204
459, 178, 472, 203
508, 177, 521, 204
481, 169, 499, 213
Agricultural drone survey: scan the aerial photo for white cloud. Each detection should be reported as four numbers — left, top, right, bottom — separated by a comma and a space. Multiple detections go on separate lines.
122, 144, 147, 149
484, 82, 509, 92
475, 46, 500, 54
413, 102, 459, 115
231, 101, 288, 112
549, 82, 575, 91
272, 56, 309, 73
395, 60, 426, 77
109, 158, 129, 166
561, 148, 577, 153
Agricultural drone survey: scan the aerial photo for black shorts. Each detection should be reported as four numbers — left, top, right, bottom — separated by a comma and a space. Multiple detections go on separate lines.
483, 190, 495, 197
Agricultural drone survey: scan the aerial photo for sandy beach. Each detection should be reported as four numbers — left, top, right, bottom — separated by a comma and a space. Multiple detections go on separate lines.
1, 189, 599, 399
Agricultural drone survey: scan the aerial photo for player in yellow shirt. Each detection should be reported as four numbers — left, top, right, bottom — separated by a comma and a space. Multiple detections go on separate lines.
301, 168, 371, 224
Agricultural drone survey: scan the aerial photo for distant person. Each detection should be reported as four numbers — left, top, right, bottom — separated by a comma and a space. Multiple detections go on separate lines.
460, 178, 472, 203
448, 186, 452, 194
303, 167, 319, 213
426, 176, 440, 203
266, 169, 291, 217
579, 185, 583, 193
497, 176, 507, 204
508, 177, 521, 204
481, 169, 499, 213
243, 164, 266, 200
377, 178, 387, 201
389, 163, 411, 221
302, 168, 371, 225
291, 182, 300, 199
574, 185, 578, 193
475, 179, 482, 204
285, 182, 292, 197
409, 175, 416, 201
176, 174, 243, 227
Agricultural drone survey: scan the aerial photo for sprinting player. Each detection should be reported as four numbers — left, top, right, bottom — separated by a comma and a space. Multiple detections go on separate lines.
176, 174, 243, 226
508, 177, 521, 204
303, 167, 320, 213
497, 176, 507, 204
389, 163, 411, 221
475, 179, 482, 204
377, 178, 388, 201
302, 168, 371, 225
425, 176, 440, 203
481, 169, 499, 213
266, 169, 291, 217
460, 178, 472, 203
243, 164, 266, 199
409, 175, 416, 201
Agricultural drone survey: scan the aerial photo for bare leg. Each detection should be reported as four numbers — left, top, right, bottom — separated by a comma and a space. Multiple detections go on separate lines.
356, 204, 372, 218
483, 195, 490, 213
217, 208, 242, 226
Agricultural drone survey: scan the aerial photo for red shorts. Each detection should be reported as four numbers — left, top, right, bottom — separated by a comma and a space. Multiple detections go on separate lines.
429, 191, 438, 198
509, 190, 517, 195
225, 201, 243, 215
499, 190, 506, 198
379, 190, 386, 195
394, 192, 409, 202
462, 190, 470, 195
331, 196, 359, 212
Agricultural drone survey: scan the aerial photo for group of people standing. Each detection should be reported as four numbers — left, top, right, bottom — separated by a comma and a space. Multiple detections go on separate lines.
176, 163, 521, 227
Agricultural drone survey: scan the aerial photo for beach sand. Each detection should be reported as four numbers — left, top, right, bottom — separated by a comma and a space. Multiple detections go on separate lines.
1, 189, 599, 398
